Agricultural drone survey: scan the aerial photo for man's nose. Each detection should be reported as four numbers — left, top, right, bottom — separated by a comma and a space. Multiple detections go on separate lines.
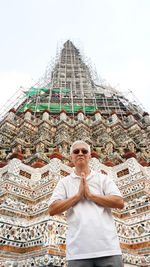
78, 150, 83, 155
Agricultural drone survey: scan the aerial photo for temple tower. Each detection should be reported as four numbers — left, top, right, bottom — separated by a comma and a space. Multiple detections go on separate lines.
0, 41, 149, 266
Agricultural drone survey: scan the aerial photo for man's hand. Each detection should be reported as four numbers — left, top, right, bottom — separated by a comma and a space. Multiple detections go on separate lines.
77, 173, 124, 209
84, 176, 92, 199
77, 172, 85, 200
49, 172, 86, 216
78, 172, 92, 199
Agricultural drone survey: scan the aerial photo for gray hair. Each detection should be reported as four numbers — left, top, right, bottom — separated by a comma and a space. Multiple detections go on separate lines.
70, 140, 91, 155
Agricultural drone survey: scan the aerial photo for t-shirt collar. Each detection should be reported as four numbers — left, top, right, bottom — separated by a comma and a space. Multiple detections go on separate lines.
71, 169, 94, 180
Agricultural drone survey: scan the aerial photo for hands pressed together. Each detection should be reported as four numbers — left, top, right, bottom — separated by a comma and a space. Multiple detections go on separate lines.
77, 172, 92, 200
76, 172, 124, 209
49, 171, 124, 216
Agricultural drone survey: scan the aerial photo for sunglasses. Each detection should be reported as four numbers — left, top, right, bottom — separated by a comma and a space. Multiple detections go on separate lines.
73, 149, 89, 155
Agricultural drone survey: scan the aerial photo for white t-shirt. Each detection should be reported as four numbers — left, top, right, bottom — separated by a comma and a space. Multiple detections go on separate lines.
48, 170, 122, 260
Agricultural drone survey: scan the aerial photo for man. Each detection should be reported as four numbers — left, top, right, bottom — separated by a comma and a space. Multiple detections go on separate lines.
48, 140, 124, 267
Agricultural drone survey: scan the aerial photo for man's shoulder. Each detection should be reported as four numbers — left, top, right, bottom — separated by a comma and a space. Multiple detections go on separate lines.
59, 173, 73, 184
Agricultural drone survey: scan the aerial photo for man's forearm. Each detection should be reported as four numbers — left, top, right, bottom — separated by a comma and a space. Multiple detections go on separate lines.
88, 194, 124, 209
49, 194, 81, 216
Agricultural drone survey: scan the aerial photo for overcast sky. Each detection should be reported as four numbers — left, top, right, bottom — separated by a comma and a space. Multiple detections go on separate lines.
0, 0, 150, 113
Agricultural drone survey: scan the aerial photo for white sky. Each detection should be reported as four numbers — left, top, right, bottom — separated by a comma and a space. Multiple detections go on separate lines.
0, 0, 150, 113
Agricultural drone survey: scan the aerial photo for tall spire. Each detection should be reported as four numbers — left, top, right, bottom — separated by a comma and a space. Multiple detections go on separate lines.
47, 39, 96, 96
18, 40, 145, 117
0, 40, 143, 119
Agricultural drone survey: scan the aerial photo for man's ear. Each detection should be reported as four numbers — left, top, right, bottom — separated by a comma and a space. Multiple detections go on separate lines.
89, 154, 92, 160
69, 155, 72, 162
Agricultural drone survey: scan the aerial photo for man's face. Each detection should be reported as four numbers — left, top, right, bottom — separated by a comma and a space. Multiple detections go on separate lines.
70, 143, 91, 167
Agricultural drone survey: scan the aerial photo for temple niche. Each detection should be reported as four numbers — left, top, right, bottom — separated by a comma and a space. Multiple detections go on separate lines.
0, 40, 149, 266
127, 141, 136, 153
105, 141, 114, 155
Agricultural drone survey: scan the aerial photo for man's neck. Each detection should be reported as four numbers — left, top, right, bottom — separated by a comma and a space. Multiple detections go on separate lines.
75, 166, 91, 177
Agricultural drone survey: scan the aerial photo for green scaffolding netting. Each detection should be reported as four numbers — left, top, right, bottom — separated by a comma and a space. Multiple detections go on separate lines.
20, 104, 96, 112
26, 87, 49, 96
26, 88, 71, 96
52, 89, 60, 92
62, 89, 70, 92
52, 88, 71, 92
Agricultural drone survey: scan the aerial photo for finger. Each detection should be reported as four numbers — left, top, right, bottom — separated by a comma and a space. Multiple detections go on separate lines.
83, 176, 87, 183
80, 173, 85, 183
81, 175, 84, 182
83, 176, 86, 184
81, 173, 85, 179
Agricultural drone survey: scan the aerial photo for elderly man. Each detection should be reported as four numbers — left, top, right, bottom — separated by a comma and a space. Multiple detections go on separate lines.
48, 140, 124, 267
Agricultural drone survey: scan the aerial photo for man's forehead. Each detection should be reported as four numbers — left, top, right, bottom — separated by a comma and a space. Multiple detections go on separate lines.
72, 143, 88, 149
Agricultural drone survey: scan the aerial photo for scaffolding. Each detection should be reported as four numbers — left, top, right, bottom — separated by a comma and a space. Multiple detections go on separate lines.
0, 87, 27, 121
0, 40, 147, 121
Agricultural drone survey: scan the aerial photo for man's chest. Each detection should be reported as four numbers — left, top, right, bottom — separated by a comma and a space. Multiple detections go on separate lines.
65, 177, 103, 198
